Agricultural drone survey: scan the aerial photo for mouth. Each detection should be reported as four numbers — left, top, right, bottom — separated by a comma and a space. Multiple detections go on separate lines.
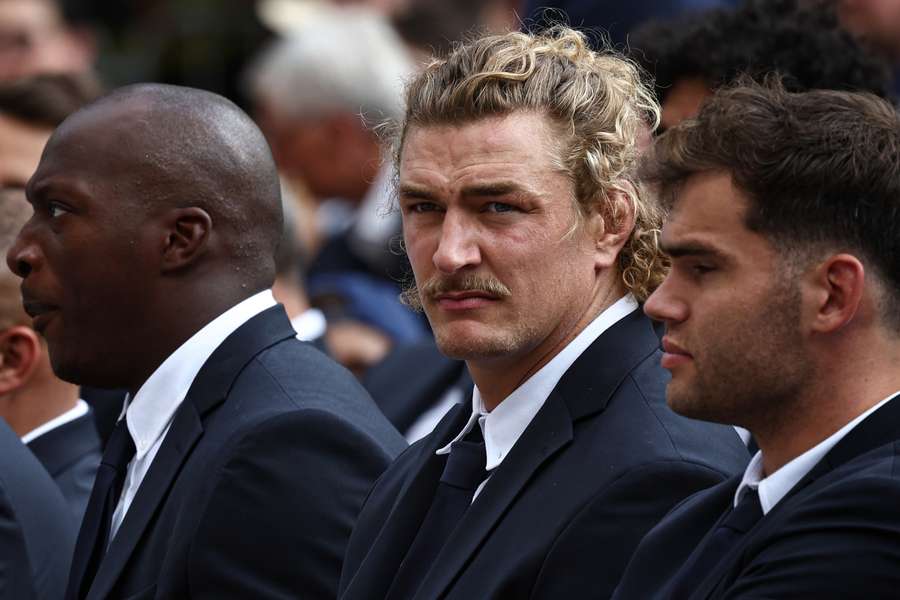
660, 336, 693, 369
432, 290, 500, 311
22, 297, 60, 333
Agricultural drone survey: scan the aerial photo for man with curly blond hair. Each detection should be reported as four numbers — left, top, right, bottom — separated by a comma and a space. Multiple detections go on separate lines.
338, 26, 748, 599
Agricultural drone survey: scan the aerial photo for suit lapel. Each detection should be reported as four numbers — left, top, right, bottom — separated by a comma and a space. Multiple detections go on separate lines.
86, 305, 297, 600
694, 396, 900, 599
344, 405, 470, 599
413, 310, 661, 600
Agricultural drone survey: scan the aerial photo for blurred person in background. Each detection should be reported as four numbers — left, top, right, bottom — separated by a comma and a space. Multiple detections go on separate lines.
247, 4, 428, 375
339, 27, 748, 600
0, 74, 101, 526
632, 0, 893, 130
838, 0, 900, 94
0, 0, 95, 81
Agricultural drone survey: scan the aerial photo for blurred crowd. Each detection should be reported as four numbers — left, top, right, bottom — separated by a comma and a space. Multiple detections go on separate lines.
3, 0, 900, 598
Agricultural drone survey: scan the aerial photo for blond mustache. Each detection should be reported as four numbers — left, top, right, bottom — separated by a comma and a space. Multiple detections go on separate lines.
400, 275, 511, 312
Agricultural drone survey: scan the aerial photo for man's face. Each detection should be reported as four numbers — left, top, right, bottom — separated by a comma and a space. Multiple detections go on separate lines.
644, 171, 812, 427
839, 0, 900, 58
0, 0, 91, 81
399, 112, 608, 371
5, 105, 159, 387
0, 113, 49, 190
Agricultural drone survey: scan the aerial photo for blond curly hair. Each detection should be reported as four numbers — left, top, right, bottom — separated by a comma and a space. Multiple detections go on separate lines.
386, 26, 667, 301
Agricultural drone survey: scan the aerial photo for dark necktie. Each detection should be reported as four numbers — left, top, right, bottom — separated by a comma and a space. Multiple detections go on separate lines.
666, 488, 764, 599
67, 419, 136, 600
386, 425, 488, 600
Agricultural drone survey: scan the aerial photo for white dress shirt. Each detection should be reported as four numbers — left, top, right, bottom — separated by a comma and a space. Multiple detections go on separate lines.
437, 294, 639, 500
20, 399, 89, 444
290, 307, 327, 342
109, 290, 277, 542
734, 391, 900, 514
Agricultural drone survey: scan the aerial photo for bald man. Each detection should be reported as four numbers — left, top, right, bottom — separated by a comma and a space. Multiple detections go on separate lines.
7, 83, 405, 600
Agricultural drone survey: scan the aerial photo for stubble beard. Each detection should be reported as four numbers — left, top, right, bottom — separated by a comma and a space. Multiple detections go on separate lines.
669, 279, 812, 430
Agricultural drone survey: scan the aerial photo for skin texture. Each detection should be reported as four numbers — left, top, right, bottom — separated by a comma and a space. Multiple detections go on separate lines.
644, 170, 900, 474
398, 111, 630, 409
839, 0, 900, 58
644, 172, 813, 448
6, 85, 282, 394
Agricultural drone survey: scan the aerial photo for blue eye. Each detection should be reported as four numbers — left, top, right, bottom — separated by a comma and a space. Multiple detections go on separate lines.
484, 202, 516, 213
409, 202, 440, 213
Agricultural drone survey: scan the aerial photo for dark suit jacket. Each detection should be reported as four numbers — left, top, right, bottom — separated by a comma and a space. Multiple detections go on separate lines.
0, 418, 76, 600
614, 395, 900, 599
27, 410, 101, 526
71, 305, 406, 600
339, 310, 749, 599
364, 339, 470, 436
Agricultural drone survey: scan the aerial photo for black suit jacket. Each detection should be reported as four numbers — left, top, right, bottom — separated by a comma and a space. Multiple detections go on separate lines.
339, 310, 749, 599
27, 410, 101, 526
614, 395, 900, 599
0, 418, 76, 600
364, 339, 470, 436
72, 305, 406, 600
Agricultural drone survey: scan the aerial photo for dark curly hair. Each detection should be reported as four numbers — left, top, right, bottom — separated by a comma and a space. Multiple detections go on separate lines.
630, 0, 893, 103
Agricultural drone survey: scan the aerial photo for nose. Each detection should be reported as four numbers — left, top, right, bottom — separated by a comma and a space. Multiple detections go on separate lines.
643, 274, 688, 324
432, 210, 481, 274
6, 229, 38, 279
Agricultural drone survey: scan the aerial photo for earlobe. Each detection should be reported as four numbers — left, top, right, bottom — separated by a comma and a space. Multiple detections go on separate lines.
594, 190, 636, 269
0, 327, 41, 394
810, 254, 866, 333
161, 208, 212, 273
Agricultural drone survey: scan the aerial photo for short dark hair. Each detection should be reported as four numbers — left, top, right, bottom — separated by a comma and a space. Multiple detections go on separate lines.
0, 73, 101, 127
631, 0, 893, 104
643, 78, 900, 328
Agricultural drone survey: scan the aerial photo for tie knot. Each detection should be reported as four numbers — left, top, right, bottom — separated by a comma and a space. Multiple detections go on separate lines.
725, 488, 763, 533
102, 419, 136, 472
441, 425, 487, 491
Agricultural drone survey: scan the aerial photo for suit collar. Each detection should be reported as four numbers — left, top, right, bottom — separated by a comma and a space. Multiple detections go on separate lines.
411, 312, 659, 599
691, 395, 900, 600
344, 404, 471, 600
85, 305, 296, 600
27, 411, 100, 476
553, 308, 661, 421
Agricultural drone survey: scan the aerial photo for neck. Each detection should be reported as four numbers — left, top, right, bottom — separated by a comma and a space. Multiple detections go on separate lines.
755, 339, 900, 475
0, 379, 80, 438
467, 282, 623, 412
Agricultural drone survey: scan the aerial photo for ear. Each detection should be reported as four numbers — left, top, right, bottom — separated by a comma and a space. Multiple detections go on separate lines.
807, 253, 866, 334
590, 188, 636, 270
160, 207, 212, 273
0, 326, 41, 394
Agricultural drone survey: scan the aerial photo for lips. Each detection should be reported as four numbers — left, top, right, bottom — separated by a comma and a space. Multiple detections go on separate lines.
660, 336, 693, 369
433, 290, 499, 311
21, 295, 60, 333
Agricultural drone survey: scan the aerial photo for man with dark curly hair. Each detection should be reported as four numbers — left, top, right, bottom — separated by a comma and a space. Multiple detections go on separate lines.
338, 26, 748, 600
631, 0, 893, 130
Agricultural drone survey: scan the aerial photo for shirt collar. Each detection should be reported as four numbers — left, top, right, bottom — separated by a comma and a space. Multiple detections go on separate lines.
735, 390, 900, 514
436, 294, 638, 471
20, 399, 89, 444
124, 290, 277, 457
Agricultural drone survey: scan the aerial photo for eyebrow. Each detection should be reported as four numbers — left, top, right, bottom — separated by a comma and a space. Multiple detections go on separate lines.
398, 180, 530, 201
661, 240, 728, 260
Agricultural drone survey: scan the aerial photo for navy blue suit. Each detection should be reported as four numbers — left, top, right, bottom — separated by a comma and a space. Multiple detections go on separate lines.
339, 310, 749, 599
614, 396, 900, 599
71, 305, 406, 600
27, 410, 101, 526
0, 418, 75, 600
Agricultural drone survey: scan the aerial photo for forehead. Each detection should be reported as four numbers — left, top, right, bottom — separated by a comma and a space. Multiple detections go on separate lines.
663, 171, 768, 255
0, 114, 50, 187
399, 112, 563, 185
